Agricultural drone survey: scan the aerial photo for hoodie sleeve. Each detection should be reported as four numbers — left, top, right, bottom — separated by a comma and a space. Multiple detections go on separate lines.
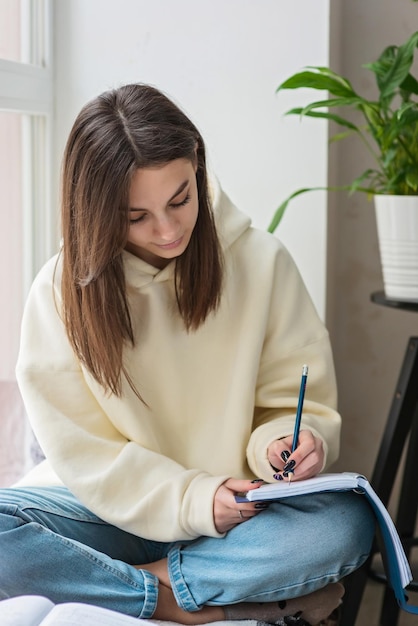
16, 258, 227, 541
246, 240, 341, 481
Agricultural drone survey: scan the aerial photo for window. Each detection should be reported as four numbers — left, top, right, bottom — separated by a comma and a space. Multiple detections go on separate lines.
0, 0, 53, 486
0, 0, 21, 62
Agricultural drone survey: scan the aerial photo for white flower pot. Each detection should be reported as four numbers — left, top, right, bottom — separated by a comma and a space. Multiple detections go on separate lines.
374, 195, 418, 301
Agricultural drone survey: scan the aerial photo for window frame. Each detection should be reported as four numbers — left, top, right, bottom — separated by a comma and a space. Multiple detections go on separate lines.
0, 0, 54, 295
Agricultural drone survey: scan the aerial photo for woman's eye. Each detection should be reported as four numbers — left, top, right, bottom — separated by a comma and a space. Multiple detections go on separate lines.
171, 193, 191, 208
130, 214, 146, 224
129, 192, 191, 223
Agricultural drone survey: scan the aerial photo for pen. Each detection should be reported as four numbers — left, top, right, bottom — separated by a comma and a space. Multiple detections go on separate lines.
288, 364, 308, 483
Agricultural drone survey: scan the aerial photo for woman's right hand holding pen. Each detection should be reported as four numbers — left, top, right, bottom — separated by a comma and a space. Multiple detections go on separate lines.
267, 430, 324, 482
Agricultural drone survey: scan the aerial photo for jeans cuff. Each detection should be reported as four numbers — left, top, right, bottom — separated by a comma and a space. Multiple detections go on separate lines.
138, 569, 159, 618
167, 544, 200, 612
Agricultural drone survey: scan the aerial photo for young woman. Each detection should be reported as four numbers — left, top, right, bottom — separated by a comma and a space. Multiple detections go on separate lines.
0, 84, 374, 625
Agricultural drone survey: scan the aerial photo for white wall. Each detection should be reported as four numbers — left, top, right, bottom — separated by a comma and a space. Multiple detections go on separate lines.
53, 0, 330, 318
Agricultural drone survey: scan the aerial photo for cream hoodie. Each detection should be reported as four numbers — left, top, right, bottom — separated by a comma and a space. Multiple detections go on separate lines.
16, 180, 341, 542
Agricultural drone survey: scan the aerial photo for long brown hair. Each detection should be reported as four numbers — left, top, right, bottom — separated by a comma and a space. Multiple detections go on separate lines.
60, 83, 223, 397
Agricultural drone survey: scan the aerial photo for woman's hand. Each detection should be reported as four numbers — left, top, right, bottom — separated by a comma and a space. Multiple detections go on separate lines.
213, 478, 267, 533
267, 430, 324, 482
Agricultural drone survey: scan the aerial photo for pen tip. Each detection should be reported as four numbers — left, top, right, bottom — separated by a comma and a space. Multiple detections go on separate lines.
302, 364, 308, 375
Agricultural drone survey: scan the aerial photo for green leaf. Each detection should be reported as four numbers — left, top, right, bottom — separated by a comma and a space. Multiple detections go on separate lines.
301, 96, 367, 115
396, 101, 418, 119
276, 70, 356, 98
348, 169, 378, 193
285, 107, 359, 131
269, 184, 379, 233
360, 103, 385, 133
406, 169, 418, 191
304, 66, 355, 91
371, 31, 418, 99
397, 101, 416, 113
329, 129, 359, 143
400, 72, 418, 96
365, 46, 397, 86
267, 188, 315, 233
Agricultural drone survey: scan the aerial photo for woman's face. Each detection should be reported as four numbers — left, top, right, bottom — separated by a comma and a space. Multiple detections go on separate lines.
126, 158, 199, 269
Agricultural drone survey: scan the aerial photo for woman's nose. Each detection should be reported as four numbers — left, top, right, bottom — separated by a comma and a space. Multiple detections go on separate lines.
154, 214, 177, 240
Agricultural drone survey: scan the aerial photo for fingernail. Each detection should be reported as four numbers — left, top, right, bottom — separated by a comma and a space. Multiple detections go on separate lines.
283, 459, 296, 472
254, 503, 269, 509
251, 479, 264, 483
281, 450, 290, 462
283, 469, 295, 479
273, 473, 284, 481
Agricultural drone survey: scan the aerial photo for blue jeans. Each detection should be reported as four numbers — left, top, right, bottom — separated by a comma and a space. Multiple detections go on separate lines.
0, 486, 374, 618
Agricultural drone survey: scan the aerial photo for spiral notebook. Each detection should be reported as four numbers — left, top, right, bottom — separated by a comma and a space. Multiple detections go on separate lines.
236, 472, 418, 615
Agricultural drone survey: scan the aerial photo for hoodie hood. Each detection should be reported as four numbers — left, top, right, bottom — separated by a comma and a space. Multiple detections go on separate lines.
209, 174, 252, 249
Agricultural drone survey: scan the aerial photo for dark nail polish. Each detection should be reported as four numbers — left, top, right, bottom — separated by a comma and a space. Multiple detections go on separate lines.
283, 471, 289, 477
273, 473, 284, 481
254, 502, 269, 509
281, 450, 290, 462
278, 600, 287, 610
251, 479, 264, 483
283, 459, 296, 472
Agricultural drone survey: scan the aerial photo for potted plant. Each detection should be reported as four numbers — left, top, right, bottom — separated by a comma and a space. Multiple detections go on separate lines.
269, 30, 418, 301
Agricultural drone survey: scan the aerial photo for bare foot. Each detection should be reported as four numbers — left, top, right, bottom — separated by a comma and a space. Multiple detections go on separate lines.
223, 582, 344, 625
297, 583, 344, 625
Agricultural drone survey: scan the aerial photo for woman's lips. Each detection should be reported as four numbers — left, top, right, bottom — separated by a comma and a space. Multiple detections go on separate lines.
155, 236, 184, 250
